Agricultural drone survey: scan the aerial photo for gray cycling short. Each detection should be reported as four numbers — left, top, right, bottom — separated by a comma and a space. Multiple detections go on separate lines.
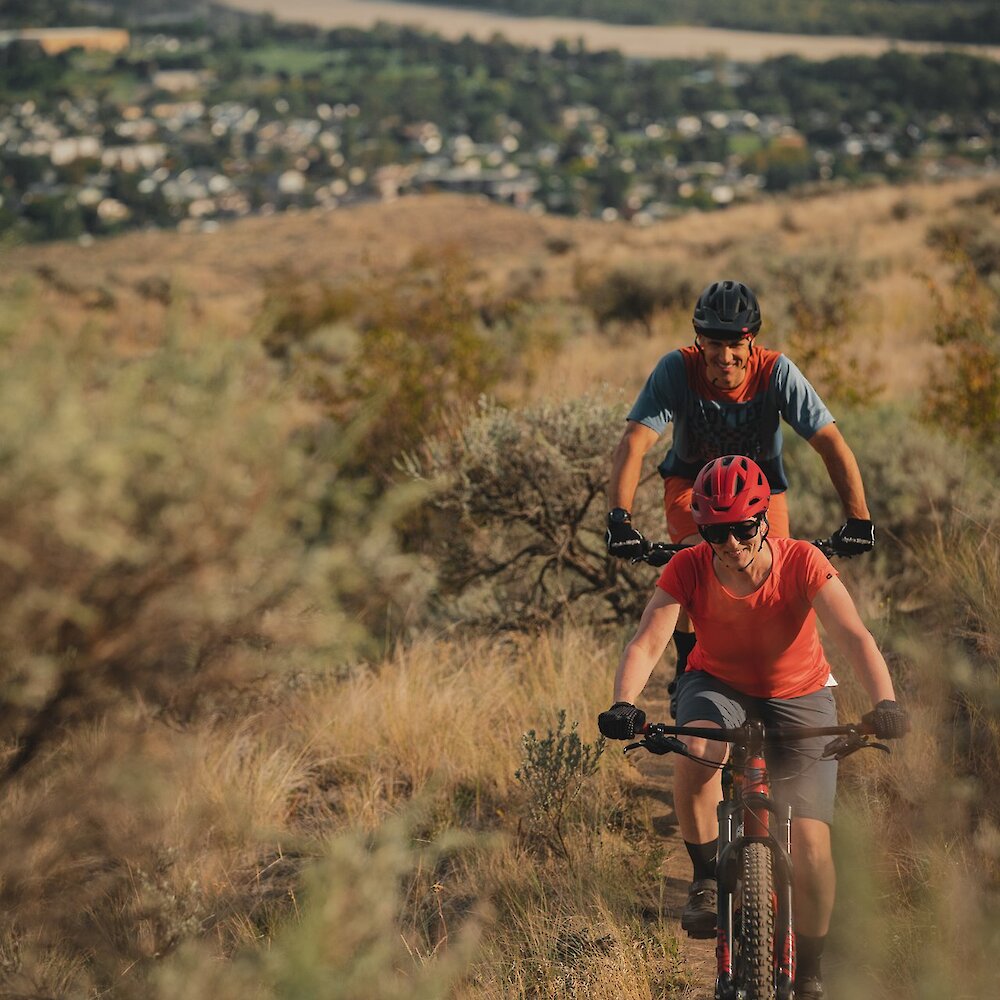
675, 671, 840, 825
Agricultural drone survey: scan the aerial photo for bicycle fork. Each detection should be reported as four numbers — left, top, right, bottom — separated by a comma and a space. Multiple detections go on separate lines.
713, 762, 796, 1000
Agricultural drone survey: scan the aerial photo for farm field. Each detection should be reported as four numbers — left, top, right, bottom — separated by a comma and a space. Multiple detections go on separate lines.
223, 0, 1000, 61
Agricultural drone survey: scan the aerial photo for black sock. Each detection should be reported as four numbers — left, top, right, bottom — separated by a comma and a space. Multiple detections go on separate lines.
684, 839, 718, 881
796, 934, 826, 981
673, 630, 696, 679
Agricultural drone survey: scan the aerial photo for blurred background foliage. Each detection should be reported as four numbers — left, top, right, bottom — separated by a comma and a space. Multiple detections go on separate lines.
0, 181, 997, 997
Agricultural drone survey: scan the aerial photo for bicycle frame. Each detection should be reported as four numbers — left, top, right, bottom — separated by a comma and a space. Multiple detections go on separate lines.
714, 719, 795, 1000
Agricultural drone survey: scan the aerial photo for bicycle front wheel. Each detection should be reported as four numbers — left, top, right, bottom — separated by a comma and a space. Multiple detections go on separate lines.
737, 841, 776, 1000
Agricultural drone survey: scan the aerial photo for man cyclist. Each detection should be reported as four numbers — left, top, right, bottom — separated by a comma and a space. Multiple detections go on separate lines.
598, 455, 907, 1000
605, 279, 875, 704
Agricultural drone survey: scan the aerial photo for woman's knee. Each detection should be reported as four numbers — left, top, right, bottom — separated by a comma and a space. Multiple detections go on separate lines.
677, 727, 728, 766
791, 818, 833, 865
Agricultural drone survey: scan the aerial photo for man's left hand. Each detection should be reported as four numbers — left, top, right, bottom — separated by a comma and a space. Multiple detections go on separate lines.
831, 517, 875, 555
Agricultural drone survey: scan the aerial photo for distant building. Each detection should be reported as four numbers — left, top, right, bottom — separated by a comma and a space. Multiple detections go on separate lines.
152, 69, 215, 94
0, 27, 130, 56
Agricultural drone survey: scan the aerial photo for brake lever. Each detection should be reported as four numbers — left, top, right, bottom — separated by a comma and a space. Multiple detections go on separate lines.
625, 734, 687, 757
630, 541, 676, 567
822, 734, 891, 761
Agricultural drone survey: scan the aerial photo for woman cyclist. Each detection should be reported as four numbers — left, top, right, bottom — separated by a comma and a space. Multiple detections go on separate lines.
598, 454, 907, 1000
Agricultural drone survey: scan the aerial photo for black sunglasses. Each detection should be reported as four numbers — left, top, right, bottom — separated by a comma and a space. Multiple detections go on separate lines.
699, 516, 764, 545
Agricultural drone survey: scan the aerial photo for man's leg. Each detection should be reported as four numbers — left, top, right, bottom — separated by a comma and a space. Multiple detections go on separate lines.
766, 492, 791, 538
670, 536, 701, 712
663, 477, 701, 714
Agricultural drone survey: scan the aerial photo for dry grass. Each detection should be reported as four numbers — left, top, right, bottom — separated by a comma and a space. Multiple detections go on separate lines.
2, 178, 989, 405
0, 623, 675, 997
2, 595, 998, 997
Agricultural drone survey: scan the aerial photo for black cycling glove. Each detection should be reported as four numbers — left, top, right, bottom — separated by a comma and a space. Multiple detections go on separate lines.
606, 509, 645, 561
831, 517, 875, 556
862, 699, 909, 739
598, 701, 646, 740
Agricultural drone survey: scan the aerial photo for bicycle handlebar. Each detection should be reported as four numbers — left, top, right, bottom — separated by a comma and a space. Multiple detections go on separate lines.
633, 540, 689, 566
634, 536, 854, 566
638, 720, 877, 742
629, 718, 892, 763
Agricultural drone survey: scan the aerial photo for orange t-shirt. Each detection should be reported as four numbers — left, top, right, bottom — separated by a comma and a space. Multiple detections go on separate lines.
656, 536, 838, 698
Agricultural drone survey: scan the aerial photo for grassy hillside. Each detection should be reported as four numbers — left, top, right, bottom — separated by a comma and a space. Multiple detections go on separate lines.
0, 179, 998, 997
3, 177, 990, 399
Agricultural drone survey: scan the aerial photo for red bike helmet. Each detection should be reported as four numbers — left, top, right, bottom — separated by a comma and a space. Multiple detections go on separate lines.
691, 455, 771, 525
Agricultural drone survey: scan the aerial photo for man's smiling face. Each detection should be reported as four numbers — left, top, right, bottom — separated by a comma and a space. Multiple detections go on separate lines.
696, 332, 755, 389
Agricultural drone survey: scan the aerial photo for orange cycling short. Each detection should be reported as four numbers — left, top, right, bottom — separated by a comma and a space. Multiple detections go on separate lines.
663, 476, 790, 543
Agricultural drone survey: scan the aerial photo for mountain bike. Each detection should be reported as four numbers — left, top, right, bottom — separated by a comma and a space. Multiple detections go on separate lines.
625, 718, 892, 1000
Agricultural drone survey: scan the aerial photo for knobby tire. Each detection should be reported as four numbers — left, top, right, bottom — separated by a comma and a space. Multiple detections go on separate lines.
737, 841, 776, 1000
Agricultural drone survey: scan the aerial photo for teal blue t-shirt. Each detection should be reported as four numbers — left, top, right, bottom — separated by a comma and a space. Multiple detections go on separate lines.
626, 346, 834, 492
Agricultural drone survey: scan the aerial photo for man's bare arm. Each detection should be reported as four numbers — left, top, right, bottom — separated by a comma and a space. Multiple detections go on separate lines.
807, 423, 870, 520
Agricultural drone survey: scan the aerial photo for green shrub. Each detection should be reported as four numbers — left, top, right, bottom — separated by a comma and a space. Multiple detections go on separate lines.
889, 196, 923, 222
0, 322, 426, 772
259, 249, 552, 470
406, 396, 667, 629
515, 710, 605, 864
0, 303, 427, 991
959, 183, 1000, 215
575, 258, 698, 335
146, 817, 485, 1000
928, 213, 1000, 278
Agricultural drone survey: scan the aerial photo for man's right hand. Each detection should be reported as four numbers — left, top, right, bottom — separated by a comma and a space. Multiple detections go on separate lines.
831, 518, 875, 556
606, 509, 645, 560
598, 702, 647, 740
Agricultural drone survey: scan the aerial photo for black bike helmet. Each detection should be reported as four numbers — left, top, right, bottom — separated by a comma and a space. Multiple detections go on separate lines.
692, 279, 762, 338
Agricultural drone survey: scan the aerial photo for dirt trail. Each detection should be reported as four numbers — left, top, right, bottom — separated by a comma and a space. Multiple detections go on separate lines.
628, 673, 716, 999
